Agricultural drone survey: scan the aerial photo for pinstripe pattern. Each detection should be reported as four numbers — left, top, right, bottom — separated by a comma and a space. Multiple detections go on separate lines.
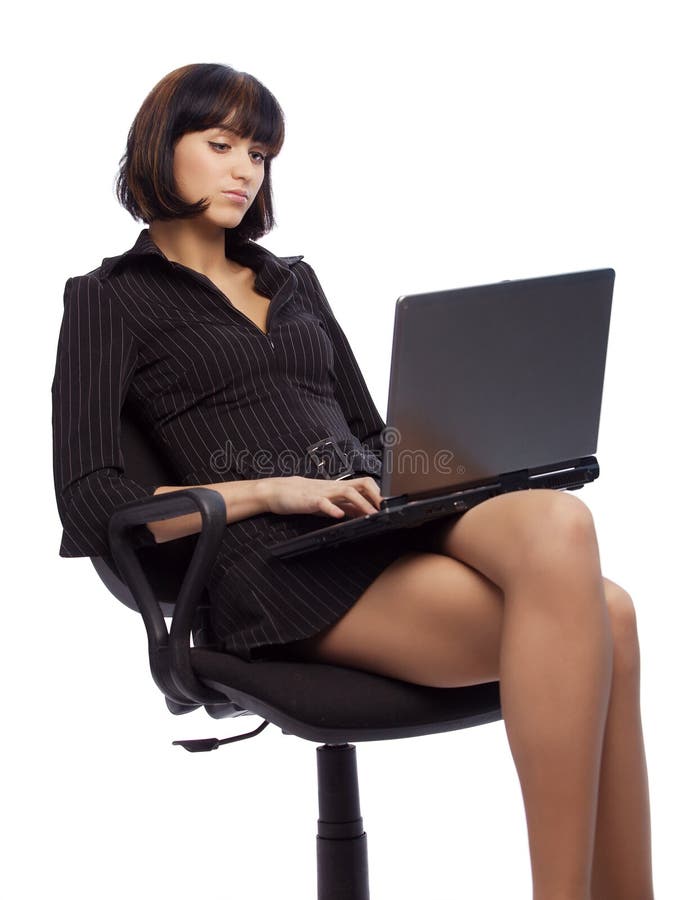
51, 228, 416, 658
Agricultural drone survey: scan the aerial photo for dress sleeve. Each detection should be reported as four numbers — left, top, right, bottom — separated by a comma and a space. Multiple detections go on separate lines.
51, 274, 160, 558
299, 261, 385, 461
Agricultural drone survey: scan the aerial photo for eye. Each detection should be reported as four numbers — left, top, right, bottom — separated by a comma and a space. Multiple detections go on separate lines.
209, 142, 267, 164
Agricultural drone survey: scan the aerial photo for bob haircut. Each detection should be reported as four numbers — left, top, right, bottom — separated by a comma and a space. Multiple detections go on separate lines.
115, 63, 285, 244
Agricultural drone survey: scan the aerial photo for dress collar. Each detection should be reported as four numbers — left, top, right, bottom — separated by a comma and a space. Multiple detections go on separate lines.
98, 227, 303, 282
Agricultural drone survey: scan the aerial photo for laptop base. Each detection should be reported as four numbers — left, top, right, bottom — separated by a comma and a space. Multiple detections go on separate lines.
265, 456, 599, 560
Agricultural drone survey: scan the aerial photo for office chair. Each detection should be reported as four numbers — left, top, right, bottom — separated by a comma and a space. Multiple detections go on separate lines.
89, 408, 503, 900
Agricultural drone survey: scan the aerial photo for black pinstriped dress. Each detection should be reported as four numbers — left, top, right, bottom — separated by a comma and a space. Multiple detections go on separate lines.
51, 229, 435, 660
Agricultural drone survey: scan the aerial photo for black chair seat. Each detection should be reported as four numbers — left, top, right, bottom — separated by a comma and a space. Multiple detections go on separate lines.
191, 649, 502, 743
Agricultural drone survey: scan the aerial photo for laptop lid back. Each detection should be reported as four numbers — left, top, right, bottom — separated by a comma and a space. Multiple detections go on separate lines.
381, 269, 615, 498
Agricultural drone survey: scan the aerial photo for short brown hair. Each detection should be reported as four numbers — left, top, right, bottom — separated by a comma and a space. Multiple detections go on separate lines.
115, 63, 285, 243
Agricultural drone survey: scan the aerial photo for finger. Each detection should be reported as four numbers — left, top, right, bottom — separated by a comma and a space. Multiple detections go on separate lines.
350, 479, 382, 510
341, 484, 379, 516
352, 476, 383, 509
316, 495, 346, 518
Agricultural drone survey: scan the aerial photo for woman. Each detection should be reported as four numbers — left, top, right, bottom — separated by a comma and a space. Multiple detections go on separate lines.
51, 63, 654, 898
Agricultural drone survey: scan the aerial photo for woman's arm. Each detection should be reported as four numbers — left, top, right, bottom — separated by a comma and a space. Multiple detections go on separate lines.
148, 475, 383, 543
148, 479, 270, 543
51, 275, 162, 557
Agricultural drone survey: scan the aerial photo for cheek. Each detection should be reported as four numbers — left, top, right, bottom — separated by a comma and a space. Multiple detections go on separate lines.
174, 145, 217, 198
174, 157, 202, 198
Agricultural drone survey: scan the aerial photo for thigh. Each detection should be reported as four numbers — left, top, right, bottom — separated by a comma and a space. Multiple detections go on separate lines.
429, 488, 600, 589
281, 550, 506, 689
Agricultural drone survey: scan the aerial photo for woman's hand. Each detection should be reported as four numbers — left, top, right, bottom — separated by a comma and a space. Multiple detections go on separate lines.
261, 475, 383, 520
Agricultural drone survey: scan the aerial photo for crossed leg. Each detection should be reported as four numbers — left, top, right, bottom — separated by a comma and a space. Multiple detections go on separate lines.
285, 489, 654, 900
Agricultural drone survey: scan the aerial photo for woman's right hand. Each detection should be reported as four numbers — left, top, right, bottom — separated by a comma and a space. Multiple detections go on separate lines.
261, 475, 383, 520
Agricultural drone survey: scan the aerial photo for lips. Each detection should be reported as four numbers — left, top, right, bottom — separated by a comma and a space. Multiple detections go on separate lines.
222, 190, 248, 199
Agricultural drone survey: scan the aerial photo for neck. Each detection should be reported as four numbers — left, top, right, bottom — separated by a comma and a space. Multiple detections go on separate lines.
147, 219, 244, 279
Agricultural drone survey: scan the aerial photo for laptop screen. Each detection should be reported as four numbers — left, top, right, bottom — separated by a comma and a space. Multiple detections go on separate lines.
381, 269, 614, 498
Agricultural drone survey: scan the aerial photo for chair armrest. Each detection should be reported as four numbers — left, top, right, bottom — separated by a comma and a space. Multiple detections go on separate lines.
107, 488, 229, 706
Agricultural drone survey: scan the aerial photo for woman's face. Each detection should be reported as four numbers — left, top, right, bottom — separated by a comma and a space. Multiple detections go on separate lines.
172, 124, 268, 227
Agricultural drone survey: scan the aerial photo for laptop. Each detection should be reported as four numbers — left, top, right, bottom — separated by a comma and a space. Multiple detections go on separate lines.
265, 268, 615, 560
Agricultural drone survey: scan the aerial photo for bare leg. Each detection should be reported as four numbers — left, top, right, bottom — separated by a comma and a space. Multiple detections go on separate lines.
286, 489, 654, 900
430, 507, 654, 900
589, 579, 654, 900
442, 500, 613, 900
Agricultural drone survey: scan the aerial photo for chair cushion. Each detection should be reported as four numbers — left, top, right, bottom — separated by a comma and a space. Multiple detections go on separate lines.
191, 649, 502, 743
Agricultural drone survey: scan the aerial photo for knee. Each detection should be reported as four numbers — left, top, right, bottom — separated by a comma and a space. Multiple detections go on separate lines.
519, 490, 598, 563
603, 577, 641, 676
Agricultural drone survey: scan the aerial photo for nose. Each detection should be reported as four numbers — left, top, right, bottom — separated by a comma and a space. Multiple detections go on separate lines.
229, 146, 257, 181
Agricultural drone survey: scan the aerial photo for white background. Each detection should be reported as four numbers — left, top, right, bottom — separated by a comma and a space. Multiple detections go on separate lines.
3, 1, 673, 897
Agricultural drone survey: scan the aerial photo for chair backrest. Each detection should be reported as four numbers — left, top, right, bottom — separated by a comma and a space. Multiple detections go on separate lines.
90, 407, 200, 616
119, 406, 177, 487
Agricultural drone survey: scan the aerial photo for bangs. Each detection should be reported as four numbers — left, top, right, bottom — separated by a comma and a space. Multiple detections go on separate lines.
176, 67, 285, 157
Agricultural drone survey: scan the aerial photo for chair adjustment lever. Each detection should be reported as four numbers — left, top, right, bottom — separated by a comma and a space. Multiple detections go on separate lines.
172, 719, 270, 752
